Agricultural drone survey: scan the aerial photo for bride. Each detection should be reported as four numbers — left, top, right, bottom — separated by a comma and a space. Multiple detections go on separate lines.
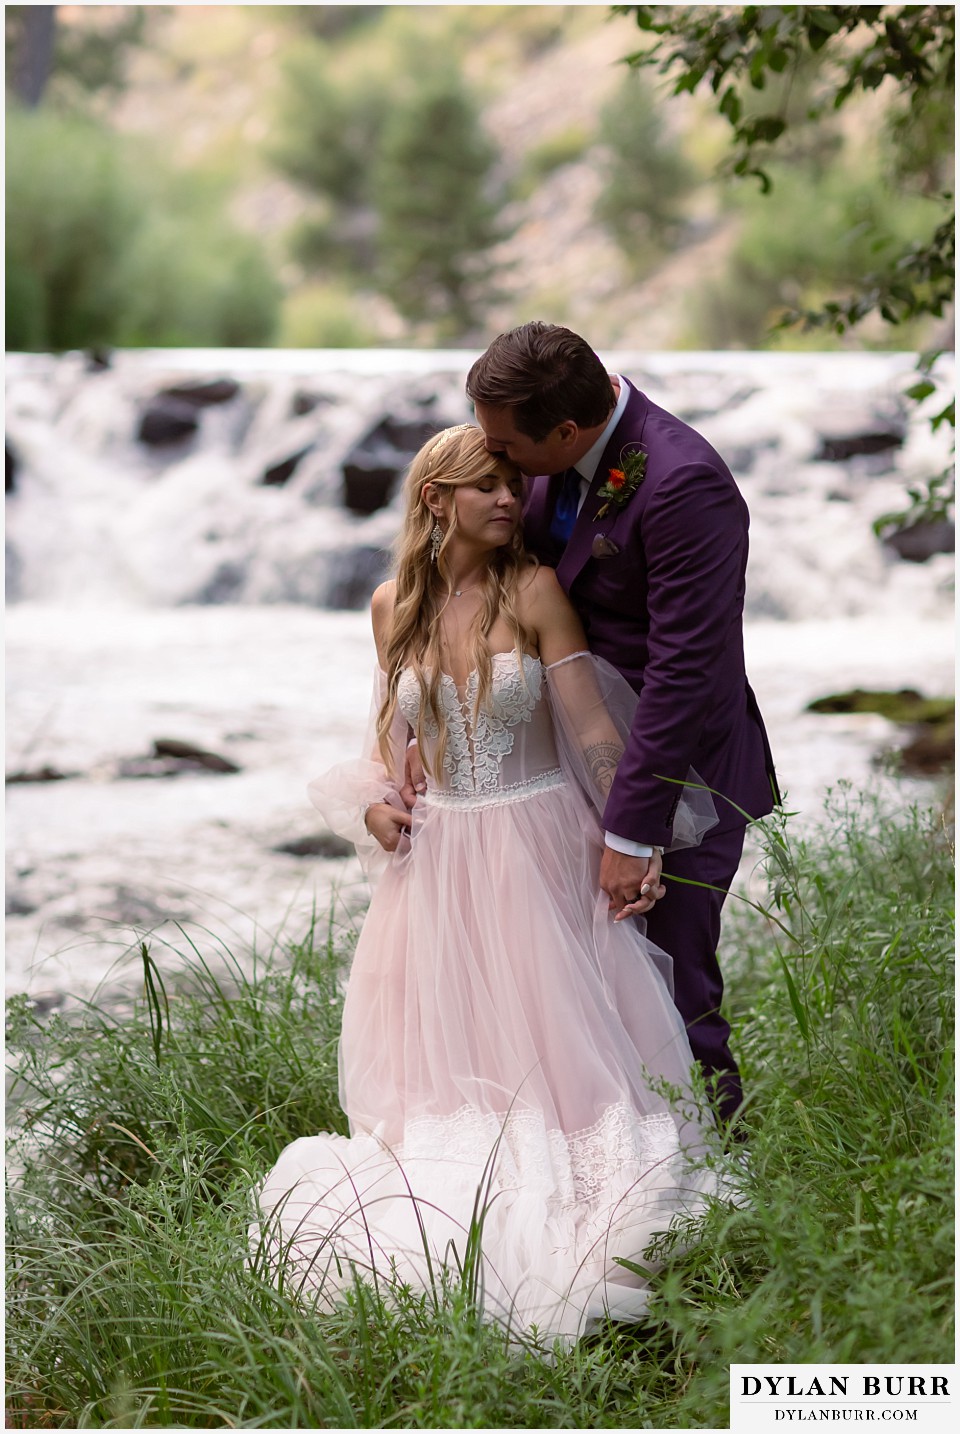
251, 424, 720, 1344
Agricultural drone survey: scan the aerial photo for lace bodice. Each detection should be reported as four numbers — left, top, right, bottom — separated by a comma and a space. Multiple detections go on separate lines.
309, 649, 715, 881
397, 652, 563, 805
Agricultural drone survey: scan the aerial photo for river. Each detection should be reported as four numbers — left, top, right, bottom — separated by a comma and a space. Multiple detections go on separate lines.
5, 348, 954, 1003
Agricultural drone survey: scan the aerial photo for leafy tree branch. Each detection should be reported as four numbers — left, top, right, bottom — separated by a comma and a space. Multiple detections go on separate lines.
615, 4, 955, 530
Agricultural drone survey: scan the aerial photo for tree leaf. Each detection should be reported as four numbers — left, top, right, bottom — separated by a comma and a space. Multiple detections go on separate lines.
719, 85, 742, 123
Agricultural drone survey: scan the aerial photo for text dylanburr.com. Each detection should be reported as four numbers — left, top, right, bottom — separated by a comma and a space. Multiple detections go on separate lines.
730, 1367, 954, 1433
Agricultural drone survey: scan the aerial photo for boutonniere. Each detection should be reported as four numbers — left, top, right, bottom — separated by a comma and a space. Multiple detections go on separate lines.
595, 448, 647, 520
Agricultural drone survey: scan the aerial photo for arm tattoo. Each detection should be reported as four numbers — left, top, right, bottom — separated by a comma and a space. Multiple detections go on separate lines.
584, 741, 622, 796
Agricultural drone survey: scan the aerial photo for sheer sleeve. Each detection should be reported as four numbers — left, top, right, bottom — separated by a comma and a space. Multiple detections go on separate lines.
545, 652, 718, 852
307, 667, 410, 881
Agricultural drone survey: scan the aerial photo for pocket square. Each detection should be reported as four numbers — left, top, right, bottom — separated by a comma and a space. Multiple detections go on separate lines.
591, 534, 621, 559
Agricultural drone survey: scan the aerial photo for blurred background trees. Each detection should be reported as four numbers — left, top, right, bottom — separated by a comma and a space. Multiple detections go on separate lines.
613, 3, 954, 528
270, 28, 505, 337
5, 3, 954, 352
616, 4, 954, 344
5, 105, 280, 350
372, 76, 504, 333
5, 4, 280, 350
593, 70, 697, 273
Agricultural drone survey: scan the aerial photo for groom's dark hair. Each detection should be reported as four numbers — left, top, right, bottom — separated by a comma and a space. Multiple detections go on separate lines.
466, 322, 614, 441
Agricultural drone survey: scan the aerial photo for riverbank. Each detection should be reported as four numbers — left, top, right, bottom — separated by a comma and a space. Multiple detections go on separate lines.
6, 786, 953, 1428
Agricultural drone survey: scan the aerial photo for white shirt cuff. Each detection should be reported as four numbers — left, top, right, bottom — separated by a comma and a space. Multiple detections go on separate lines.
604, 831, 658, 858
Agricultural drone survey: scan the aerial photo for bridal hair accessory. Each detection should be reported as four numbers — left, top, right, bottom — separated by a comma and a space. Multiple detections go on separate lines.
429, 522, 444, 562
426, 424, 472, 471
595, 447, 647, 520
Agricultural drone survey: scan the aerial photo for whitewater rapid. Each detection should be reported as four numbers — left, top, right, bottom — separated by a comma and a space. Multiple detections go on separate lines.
5, 349, 954, 1002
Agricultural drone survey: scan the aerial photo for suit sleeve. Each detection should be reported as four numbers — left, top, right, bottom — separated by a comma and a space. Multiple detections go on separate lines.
602, 461, 748, 847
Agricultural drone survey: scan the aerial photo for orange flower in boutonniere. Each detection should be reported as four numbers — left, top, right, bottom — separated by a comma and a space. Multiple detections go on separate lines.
595, 447, 647, 520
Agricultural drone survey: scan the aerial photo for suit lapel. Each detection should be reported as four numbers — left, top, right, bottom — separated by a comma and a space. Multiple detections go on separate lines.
556, 383, 650, 589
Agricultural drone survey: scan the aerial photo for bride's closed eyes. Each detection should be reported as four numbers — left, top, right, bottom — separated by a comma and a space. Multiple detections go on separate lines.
474, 476, 522, 496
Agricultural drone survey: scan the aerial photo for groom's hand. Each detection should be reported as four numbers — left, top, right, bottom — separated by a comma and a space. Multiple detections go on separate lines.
600, 848, 665, 921
399, 738, 427, 810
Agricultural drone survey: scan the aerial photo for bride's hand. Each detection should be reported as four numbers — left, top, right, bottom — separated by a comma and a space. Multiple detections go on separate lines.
600, 848, 665, 920
364, 802, 412, 853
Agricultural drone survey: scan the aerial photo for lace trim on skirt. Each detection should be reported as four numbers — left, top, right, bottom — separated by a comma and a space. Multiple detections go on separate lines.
422, 768, 566, 810
401, 1102, 682, 1210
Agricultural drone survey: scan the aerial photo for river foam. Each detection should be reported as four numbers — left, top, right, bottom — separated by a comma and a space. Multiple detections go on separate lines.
5, 350, 954, 1001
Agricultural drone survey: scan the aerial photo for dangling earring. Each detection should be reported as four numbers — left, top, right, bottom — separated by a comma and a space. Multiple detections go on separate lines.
429, 521, 443, 563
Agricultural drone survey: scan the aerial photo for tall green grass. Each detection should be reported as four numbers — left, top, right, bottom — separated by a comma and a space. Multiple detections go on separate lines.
6, 787, 953, 1428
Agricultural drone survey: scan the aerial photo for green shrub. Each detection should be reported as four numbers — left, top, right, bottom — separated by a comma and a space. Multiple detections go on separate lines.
521, 125, 592, 187
278, 281, 380, 348
689, 153, 946, 349
6, 106, 280, 350
113, 184, 279, 348
6, 106, 141, 350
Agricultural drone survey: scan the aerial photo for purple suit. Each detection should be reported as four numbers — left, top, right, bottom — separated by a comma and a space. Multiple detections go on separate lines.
524, 378, 779, 1122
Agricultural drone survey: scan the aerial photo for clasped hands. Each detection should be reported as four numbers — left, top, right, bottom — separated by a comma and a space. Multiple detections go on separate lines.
364, 741, 667, 919
599, 846, 666, 921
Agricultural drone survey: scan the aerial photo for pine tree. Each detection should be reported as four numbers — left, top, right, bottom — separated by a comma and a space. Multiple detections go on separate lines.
374, 78, 504, 334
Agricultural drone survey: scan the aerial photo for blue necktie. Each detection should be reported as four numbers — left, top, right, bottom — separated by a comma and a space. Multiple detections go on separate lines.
550, 467, 582, 544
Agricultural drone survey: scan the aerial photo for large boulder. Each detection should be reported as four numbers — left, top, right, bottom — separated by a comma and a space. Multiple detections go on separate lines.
114, 739, 242, 778
899, 722, 954, 774
158, 378, 240, 408
291, 389, 332, 417
882, 519, 955, 563
806, 688, 954, 775
324, 544, 394, 609
151, 738, 240, 772
261, 445, 315, 487
136, 379, 240, 447
273, 832, 354, 859
137, 396, 200, 447
6, 764, 76, 784
342, 413, 444, 515
815, 428, 904, 463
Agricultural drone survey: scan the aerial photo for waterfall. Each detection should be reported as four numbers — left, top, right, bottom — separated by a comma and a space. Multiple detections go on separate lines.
6, 347, 954, 619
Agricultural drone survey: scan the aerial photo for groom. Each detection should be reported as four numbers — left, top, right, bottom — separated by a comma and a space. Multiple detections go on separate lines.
466, 322, 779, 1127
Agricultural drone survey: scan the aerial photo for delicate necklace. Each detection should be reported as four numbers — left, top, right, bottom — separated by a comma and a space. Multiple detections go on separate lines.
451, 579, 482, 597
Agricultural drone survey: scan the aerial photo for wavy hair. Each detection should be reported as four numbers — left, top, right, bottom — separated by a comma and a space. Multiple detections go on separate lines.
377, 424, 535, 779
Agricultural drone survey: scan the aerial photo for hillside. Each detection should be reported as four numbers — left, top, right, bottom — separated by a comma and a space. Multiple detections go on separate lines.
25, 4, 951, 352
93, 3, 735, 348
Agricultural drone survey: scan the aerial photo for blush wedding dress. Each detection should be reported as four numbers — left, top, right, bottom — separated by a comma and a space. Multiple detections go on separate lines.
251, 650, 720, 1344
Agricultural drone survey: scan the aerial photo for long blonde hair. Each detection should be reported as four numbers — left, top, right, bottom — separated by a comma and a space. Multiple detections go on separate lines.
377, 424, 535, 778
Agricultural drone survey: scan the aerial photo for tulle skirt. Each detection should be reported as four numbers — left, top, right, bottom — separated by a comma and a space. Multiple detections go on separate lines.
251, 775, 716, 1343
